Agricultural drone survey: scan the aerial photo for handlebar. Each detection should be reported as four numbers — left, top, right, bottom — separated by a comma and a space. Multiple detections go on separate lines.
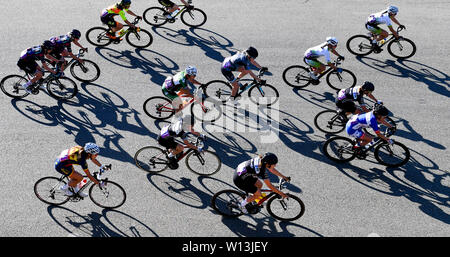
132, 16, 142, 25
278, 176, 291, 190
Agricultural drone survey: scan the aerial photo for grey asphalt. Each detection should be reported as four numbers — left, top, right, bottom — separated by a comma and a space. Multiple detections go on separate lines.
0, 0, 449, 238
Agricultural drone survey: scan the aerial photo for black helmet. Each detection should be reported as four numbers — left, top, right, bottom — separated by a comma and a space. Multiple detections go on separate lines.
246, 46, 258, 59
120, 0, 131, 7
373, 105, 389, 117
42, 40, 55, 50
68, 29, 81, 39
261, 152, 278, 166
361, 81, 375, 92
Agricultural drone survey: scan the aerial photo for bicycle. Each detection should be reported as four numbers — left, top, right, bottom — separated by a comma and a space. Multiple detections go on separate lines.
0, 69, 78, 100
322, 128, 410, 167
34, 164, 127, 209
134, 136, 221, 176
314, 102, 396, 135
282, 57, 356, 90
346, 26, 416, 59
86, 17, 153, 48
143, 1, 207, 28
143, 85, 222, 122
47, 49, 100, 83
203, 69, 279, 106
211, 177, 305, 221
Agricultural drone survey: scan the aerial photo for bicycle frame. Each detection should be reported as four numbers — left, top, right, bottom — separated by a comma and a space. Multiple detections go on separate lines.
369, 26, 405, 49
235, 69, 267, 96
303, 57, 343, 80
153, 137, 205, 165
247, 178, 289, 207
157, 87, 209, 114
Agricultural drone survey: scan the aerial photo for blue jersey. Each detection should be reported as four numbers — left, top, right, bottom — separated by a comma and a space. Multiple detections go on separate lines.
19, 46, 46, 61
346, 112, 380, 137
222, 52, 251, 71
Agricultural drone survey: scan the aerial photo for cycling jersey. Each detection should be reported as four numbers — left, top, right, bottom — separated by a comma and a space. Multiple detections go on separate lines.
346, 112, 380, 138
19, 46, 46, 61
162, 71, 189, 94
337, 86, 365, 104
222, 52, 251, 72
304, 43, 332, 63
157, 123, 188, 149
101, 4, 129, 21
367, 11, 393, 26
49, 35, 73, 53
54, 146, 89, 176
235, 157, 268, 180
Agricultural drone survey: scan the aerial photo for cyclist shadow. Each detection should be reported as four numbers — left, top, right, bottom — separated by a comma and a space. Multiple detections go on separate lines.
94, 46, 179, 86
355, 56, 450, 98
46, 205, 158, 237
291, 87, 337, 110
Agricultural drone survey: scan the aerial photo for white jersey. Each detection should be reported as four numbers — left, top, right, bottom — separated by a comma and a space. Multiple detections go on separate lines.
367, 11, 392, 26
304, 43, 332, 63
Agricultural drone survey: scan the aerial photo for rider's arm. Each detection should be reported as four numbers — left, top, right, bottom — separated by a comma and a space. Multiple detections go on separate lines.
178, 87, 194, 98
182, 138, 199, 151
180, 0, 189, 6
83, 168, 100, 184
72, 40, 87, 51
263, 178, 288, 199
126, 9, 141, 18
64, 49, 83, 63
41, 60, 58, 74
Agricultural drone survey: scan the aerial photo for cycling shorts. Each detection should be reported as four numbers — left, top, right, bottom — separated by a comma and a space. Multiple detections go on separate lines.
157, 136, 178, 149
17, 58, 39, 75
54, 159, 75, 176
159, 0, 175, 8
346, 123, 364, 139
304, 58, 322, 68
233, 172, 258, 194
221, 67, 235, 82
336, 99, 357, 113
101, 15, 118, 28
365, 23, 382, 35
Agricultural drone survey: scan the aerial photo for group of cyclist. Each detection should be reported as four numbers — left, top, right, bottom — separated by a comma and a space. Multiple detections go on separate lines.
13, 2, 405, 214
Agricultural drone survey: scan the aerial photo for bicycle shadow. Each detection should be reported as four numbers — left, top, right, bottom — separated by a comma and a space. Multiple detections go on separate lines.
45, 205, 158, 237
355, 56, 450, 98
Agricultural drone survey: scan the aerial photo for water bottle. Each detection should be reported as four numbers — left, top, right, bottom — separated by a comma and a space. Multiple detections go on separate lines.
379, 38, 387, 45
118, 29, 126, 37
78, 178, 87, 189
254, 193, 267, 203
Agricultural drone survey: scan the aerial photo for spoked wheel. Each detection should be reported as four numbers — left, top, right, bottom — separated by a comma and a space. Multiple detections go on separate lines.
185, 150, 221, 176
248, 84, 279, 106
211, 189, 246, 217
89, 181, 126, 209
34, 176, 71, 206
85, 27, 113, 47
46, 77, 78, 100
266, 193, 305, 221
346, 35, 374, 56
190, 98, 223, 122
143, 7, 169, 27
387, 38, 416, 59
323, 136, 357, 163
282, 65, 312, 88
326, 69, 357, 90
374, 141, 410, 167
143, 96, 175, 120
180, 8, 207, 27
70, 60, 101, 83
0, 74, 30, 99
314, 110, 347, 134
125, 28, 153, 48
203, 80, 232, 104
134, 146, 169, 173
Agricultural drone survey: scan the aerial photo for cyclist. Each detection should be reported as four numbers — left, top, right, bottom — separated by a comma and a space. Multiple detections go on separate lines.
221, 46, 267, 104
233, 152, 290, 214
161, 66, 204, 113
336, 81, 380, 117
345, 105, 395, 150
17, 41, 60, 93
157, 115, 203, 168
304, 37, 345, 81
158, 0, 191, 19
366, 5, 405, 53
48, 29, 88, 72
100, 0, 142, 41
55, 143, 109, 197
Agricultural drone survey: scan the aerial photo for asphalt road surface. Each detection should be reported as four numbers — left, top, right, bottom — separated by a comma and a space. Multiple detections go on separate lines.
0, 0, 449, 240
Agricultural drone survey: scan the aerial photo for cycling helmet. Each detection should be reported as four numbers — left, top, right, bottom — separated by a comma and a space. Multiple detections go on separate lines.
326, 37, 338, 46
84, 142, 100, 155
68, 29, 81, 39
373, 105, 389, 117
261, 152, 278, 166
42, 40, 55, 50
246, 46, 258, 59
120, 0, 131, 7
387, 5, 399, 14
361, 81, 375, 92
185, 66, 197, 76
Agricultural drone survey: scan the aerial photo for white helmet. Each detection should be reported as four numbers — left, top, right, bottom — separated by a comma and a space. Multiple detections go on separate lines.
84, 142, 100, 154
185, 66, 197, 76
387, 5, 399, 14
326, 37, 338, 46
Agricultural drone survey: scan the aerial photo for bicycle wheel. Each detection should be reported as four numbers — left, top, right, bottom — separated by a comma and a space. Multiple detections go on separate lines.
323, 136, 357, 163
89, 181, 126, 209
185, 150, 221, 176
190, 98, 223, 122
85, 27, 113, 47
387, 37, 416, 59
346, 35, 374, 56
374, 141, 410, 167
143, 7, 169, 27
134, 146, 169, 173
0, 74, 30, 99
69, 59, 101, 83
314, 110, 346, 134
203, 80, 232, 103
180, 8, 207, 27
326, 69, 356, 91
266, 193, 305, 221
34, 176, 70, 206
248, 84, 279, 106
46, 77, 78, 100
211, 189, 246, 217
126, 28, 153, 48
282, 65, 311, 88
143, 96, 175, 120
364, 116, 396, 137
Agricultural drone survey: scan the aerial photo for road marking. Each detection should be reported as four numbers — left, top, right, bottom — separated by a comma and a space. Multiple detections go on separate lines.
367, 233, 380, 237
